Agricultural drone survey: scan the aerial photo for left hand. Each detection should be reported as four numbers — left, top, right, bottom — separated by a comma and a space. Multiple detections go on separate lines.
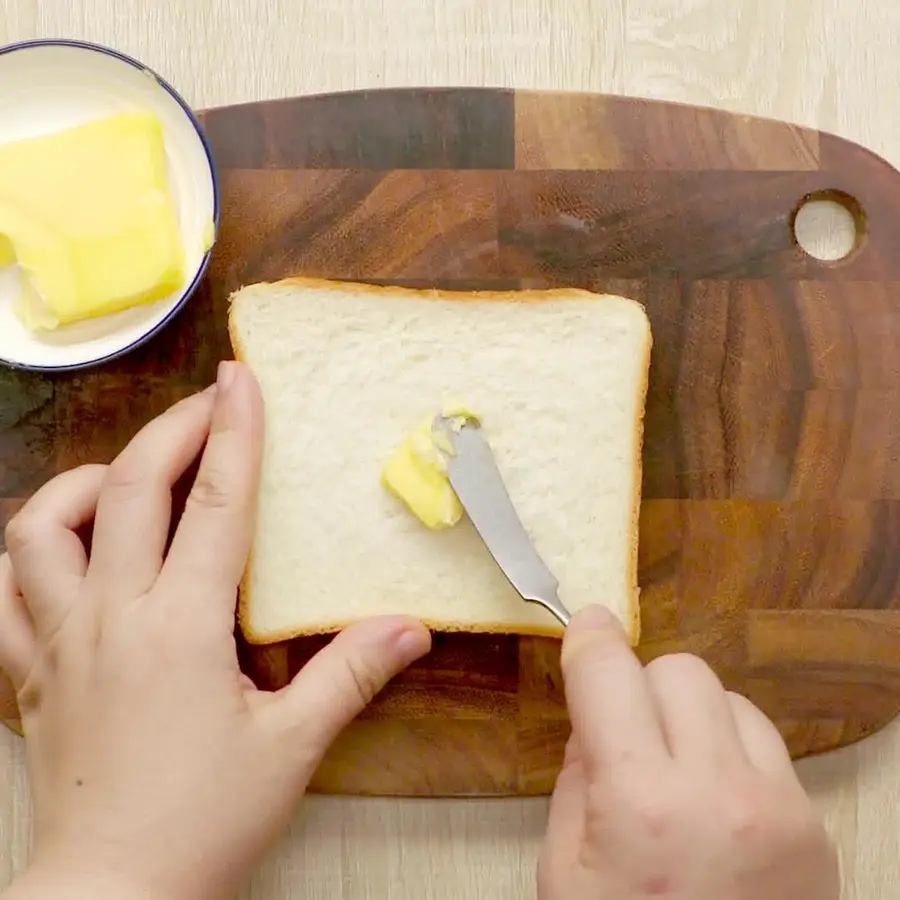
0, 362, 432, 900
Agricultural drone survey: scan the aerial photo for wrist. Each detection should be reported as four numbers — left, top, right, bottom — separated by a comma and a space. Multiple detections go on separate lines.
3, 864, 167, 900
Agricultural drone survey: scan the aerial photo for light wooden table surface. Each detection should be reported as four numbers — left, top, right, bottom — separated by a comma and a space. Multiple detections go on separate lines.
2, 1, 900, 897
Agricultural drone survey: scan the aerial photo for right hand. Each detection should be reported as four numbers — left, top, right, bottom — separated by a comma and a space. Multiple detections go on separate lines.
539, 606, 840, 900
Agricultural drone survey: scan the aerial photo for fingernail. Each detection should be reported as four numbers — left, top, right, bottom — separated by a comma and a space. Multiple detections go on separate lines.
217, 361, 238, 392
574, 605, 616, 630
395, 626, 431, 666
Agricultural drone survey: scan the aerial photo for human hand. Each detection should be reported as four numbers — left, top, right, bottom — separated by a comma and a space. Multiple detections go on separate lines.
538, 606, 840, 900
0, 362, 432, 900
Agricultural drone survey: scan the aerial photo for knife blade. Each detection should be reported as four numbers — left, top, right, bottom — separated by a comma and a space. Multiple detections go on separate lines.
435, 417, 572, 628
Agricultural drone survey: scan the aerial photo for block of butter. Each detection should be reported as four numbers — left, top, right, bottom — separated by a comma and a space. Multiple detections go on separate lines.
0, 112, 185, 331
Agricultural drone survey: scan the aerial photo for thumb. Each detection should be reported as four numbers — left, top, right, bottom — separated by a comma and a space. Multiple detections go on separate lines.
560, 604, 667, 770
271, 616, 431, 755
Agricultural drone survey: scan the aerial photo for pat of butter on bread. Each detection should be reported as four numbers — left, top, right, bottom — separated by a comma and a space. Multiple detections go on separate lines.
228, 277, 652, 645
0, 112, 185, 330
380, 403, 479, 530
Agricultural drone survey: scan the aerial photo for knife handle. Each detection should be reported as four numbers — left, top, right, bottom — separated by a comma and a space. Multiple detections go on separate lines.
527, 591, 571, 628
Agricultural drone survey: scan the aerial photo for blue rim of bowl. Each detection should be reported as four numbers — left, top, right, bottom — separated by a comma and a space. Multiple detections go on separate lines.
0, 37, 221, 374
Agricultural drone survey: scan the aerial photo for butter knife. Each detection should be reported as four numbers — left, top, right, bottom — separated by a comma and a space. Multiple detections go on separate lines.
433, 416, 572, 628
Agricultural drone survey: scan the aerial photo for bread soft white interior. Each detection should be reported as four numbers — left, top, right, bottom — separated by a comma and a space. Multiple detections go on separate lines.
228, 277, 652, 645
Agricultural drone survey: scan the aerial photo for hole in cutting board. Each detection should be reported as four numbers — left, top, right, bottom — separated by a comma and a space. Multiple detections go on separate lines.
792, 190, 864, 262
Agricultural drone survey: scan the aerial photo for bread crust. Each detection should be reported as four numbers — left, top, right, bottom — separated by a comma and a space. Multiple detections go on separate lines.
228, 276, 650, 648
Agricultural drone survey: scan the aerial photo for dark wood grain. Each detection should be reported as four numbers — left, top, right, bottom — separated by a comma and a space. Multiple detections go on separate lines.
202, 88, 516, 170
3, 88, 900, 795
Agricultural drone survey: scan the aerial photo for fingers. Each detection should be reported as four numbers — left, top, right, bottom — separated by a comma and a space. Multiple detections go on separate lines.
560, 607, 790, 784
86, 387, 217, 598
560, 605, 668, 772
644, 654, 747, 767
0, 554, 35, 687
727, 691, 794, 775
268, 617, 431, 761
159, 363, 264, 622
4, 465, 107, 635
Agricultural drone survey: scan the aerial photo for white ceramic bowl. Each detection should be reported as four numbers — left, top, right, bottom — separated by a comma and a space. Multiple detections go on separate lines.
0, 39, 218, 371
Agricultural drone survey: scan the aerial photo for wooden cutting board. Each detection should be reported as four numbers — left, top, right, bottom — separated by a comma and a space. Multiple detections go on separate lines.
3, 88, 900, 796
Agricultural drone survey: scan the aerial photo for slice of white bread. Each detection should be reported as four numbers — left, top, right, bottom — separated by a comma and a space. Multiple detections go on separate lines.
228, 277, 652, 645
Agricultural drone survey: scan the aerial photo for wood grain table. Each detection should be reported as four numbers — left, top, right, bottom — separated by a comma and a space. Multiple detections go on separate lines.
2, 1, 900, 898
